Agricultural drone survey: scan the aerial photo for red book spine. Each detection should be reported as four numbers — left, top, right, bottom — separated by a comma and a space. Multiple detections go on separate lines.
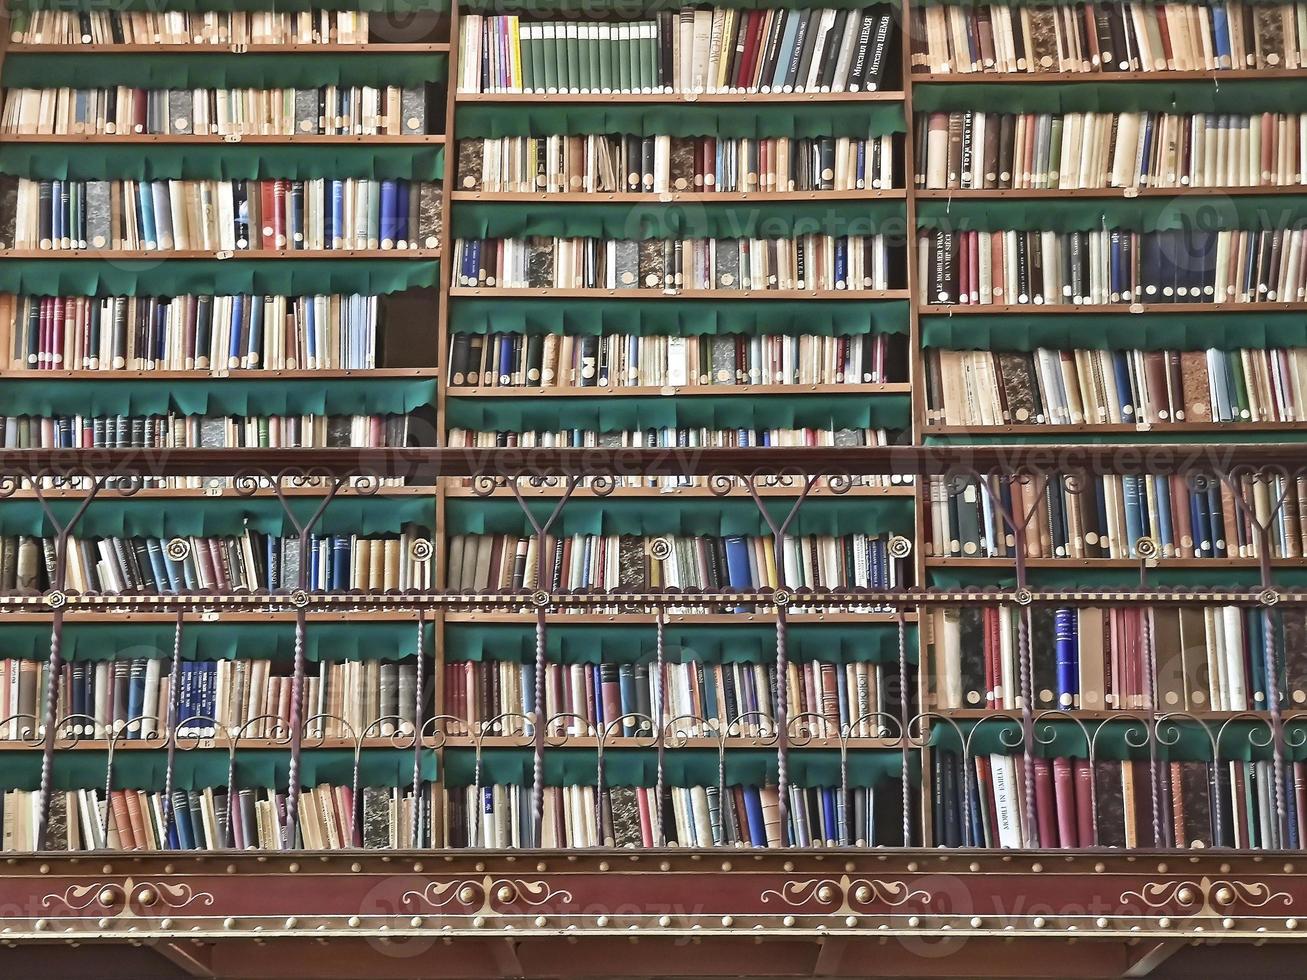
1031, 756, 1058, 848
1052, 757, 1079, 847
273, 178, 287, 248
260, 181, 276, 250
1073, 758, 1095, 846
636, 788, 654, 847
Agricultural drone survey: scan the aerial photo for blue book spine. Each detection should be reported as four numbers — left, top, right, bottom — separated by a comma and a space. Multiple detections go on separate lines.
1206, 480, 1225, 557
1055, 608, 1078, 708
1191, 487, 1211, 557
127, 661, 145, 737
228, 294, 245, 367
592, 664, 604, 728
1153, 475, 1174, 553
305, 297, 318, 365
1122, 475, 1143, 553
379, 180, 398, 248
247, 296, 264, 366
139, 181, 158, 249
308, 534, 321, 589
723, 535, 752, 589
145, 538, 171, 593
770, 11, 800, 90
834, 237, 847, 288
618, 665, 636, 733
821, 787, 837, 844
330, 179, 345, 247
1211, 4, 1231, 65
834, 664, 849, 727
1113, 351, 1134, 420
396, 180, 410, 245
291, 180, 305, 247
498, 333, 513, 382
743, 787, 766, 846
331, 535, 350, 590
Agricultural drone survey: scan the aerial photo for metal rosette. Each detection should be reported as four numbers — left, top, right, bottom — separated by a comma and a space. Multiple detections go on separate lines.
409, 538, 434, 564
1260, 589, 1281, 607
290, 589, 310, 609
647, 537, 673, 561
887, 535, 913, 560
1134, 537, 1160, 562
45, 590, 67, 610
530, 590, 551, 609
165, 537, 192, 562
1013, 587, 1034, 607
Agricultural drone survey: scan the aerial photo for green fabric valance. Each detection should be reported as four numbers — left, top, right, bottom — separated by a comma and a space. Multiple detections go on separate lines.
920, 311, 1307, 353
445, 394, 910, 433
9, 0, 446, 11
0, 495, 432, 538
444, 494, 914, 537
443, 747, 909, 788
0, 143, 443, 182
0, 259, 439, 298
926, 430, 1307, 446
0, 621, 433, 662
917, 196, 1307, 233
0, 377, 434, 417
0, 748, 436, 791
449, 297, 908, 336
928, 566, 1307, 589
444, 621, 918, 665
454, 200, 907, 240
2, 53, 446, 90
929, 718, 1307, 763
457, 102, 905, 140
913, 80, 1307, 115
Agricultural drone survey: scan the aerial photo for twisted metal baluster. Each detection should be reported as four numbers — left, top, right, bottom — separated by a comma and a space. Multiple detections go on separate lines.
161, 611, 185, 841
897, 609, 911, 846
1263, 606, 1288, 845
1141, 607, 1165, 848
1017, 606, 1037, 846
532, 606, 547, 847
34, 473, 106, 850
412, 611, 426, 848
655, 609, 666, 847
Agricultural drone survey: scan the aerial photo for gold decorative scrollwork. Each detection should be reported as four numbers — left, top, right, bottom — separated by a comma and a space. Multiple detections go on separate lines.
1119, 876, 1293, 917
761, 874, 930, 915
41, 878, 215, 919
401, 876, 575, 916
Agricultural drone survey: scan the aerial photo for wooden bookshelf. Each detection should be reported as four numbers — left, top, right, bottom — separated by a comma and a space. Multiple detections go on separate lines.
7, 43, 451, 53
0, 249, 441, 259
448, 382, 912, 397
449, 287, 911, 299
0, 368, 439, 379
452, 189, 906, 202
919, 301, 1307, 314
912, 68, 1307, 82
0, 134, 446, 144
454, 91, 905, 103
926, 422, 1307, 436
915, 185, 1307, 198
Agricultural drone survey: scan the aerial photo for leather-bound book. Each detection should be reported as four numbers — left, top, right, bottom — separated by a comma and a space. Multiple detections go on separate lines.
1077, 608, 1106, 711
996, 352, 1040, 424
526, 237, 554, 287
1027, 8, 1059, 69
669, 138, 696, 191
1052, 757, 1078, 847
1151, 607, 1185, 711
955, 606, 984, 708
457, 140, 483, 190
1031, 756, 1057, 848
638, 240, 664, 288
1029, 606, 1058, 710
1179, 760, 1214, 848
1095, 759, 1126, 847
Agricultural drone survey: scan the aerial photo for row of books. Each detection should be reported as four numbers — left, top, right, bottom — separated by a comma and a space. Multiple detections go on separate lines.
935, 753, 1300, 851
10, 10, 376, 46
925, 471, 1307, 560
2, 783, 419, 851
458, 134, 898, 196
456, 8, 894, 95
443, 659, 897, 739
920, 228, 1307, 307
3, 527, 433, 595
909, 1, 1306, 75
446, 427, 902, 489
3, 414, 410, 454
6, 294, 381, 372
446, 331, 899, 389
0, 658, 422, 741
451, 236, 895, 291
1, 86, 430, 137
928, 605, 1302, 713
916, 110, 1307, 191
925, 347, 1307, 428
444, 533, 904, 597
446, 782, 901, 848
6, 178, 442, 252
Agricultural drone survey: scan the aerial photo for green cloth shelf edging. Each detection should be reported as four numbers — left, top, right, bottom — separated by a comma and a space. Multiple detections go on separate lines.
456, 102, 905, 139
912, 80, 1307, 115
445, 394, 911, 432
449, 297, 909, 336
443, 748, 913, 788
0, 621, 434, 662
0, 260, 439, 298
445, 494, 915, 536
0, 378, 435, 417
454, 200, 907, 240
917, 196, 1307, 233
0, 495, 433, 538
0, 144, 444, 182
444, 621, 918, 665
920, 311, 1307, 352
2, 53, 447, 89
0, 749, 436, 791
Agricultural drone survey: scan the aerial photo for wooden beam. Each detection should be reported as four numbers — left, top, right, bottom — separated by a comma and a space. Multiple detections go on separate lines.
1124, 941, 1185, 977
151, 942, 216, 979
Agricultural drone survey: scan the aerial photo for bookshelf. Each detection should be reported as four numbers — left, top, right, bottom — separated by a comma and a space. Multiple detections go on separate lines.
1, 0, 1307, 969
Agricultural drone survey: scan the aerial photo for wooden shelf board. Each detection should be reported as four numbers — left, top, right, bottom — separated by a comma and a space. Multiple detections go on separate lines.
448, 382, 912, 397
915, 186, 1307, 199
455, 91, 903, 103
441, 734, 902, 749
927, 422, 1307, 435
918, 302, 1307, 314
453, 189, 905, 202
938, 707, 1279, 721
0, 249, 440, 259
925, 557, 1304, 568
451, 288, 909, 300
0, 368, 439, 380
912, 68, 1303, 82
7, 43, 450, 53
0, 134, 444, 144
444, 611, 917, 625
6, 486, 434, 500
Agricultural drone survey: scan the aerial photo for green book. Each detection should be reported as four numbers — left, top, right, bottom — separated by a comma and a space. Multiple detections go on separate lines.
597, 22, 613, 93
643, 21, 658, 93
1227, 350, 1251, 420
1046, 117, 1063, 189
520, 23, 536, 93
617, 23, 632, 93
565, 22, 581, 93
586, 23, 601, 93
541, 23, 559, 94
555, 22, 570, 94
578, 22, 593, 93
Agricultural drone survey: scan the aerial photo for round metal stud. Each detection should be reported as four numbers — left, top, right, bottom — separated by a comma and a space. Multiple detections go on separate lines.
853, 885, 872, 904
970, 917, 983, 928
136, 887, 157, 907
473, 917, 485, 928
1287, 919, 1299, 930
596, 916, 609, 927
538, 862, 549, 872
34, 920, 48, 932
160, 919, 173, 930
845, 916, 858, 928
347, 917, 361, 928
1033, 918, 1046, 929
908, 917, 920, 928
816, 885, 836, 903
1159, 918, 1172, 929
350, 863, 361, 873
969, 862, 980, 872
660, 861, 671, 872
1096, 918, 1109, 929
1214, 887, 1235, 907
658, 916, 671, 927
223, 918, 236, 930
496, 885, 515, 903
1222, 918, 1235, 930
535, 917, 547, 928
285, 918, 298, 929
782, 916, 795, 928
722, 862, 732, 872
1177, 887, 1197, 905
1031, 863, 1042, 873
98, 888, 119, 907
458, 886, 478, 904
410, 917, 423, 928
721, 916, 733, 927
1093, 863, 1105, 873
288, 862, 299, 873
